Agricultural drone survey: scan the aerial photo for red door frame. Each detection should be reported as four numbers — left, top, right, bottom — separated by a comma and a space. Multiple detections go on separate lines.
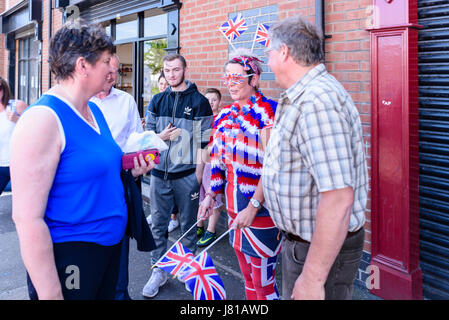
369, 0, 423, 299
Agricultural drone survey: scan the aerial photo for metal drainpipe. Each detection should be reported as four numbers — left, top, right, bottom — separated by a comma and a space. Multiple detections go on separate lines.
48, 0, 53, 89
316, 0, 328, 58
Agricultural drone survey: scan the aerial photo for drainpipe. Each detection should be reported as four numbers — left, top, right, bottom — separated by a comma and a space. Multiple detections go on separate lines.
48, 0, 53, 89
316, 0, 330, 58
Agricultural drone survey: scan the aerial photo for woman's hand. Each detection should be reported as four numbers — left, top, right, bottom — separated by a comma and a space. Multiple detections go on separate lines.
231, 205, 258, 230
6, 109, 20, 123
131, 153, 155, 178
198, 194, 215, 221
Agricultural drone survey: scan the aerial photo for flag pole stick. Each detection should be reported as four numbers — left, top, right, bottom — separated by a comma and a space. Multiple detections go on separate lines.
173, 228, 232, 279
250, 24, 259, 53
151, 219, 202, 269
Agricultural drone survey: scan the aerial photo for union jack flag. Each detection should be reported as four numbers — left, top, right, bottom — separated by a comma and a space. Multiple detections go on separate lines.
219, 13, 248, 42
255, 23, 270, 47
179, 251, 226, 300
155, 242, 194, 276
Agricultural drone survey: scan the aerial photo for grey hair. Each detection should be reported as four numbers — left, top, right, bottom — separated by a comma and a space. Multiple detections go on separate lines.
269, 15, 324, 66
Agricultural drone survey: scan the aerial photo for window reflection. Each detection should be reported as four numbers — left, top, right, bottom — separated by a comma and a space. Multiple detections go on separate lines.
143, 39, 167, 107
116, 14, 138, 41
144, 12, 167, 37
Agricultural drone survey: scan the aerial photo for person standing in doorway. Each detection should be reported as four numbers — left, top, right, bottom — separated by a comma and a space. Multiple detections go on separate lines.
143, 53, 213, 298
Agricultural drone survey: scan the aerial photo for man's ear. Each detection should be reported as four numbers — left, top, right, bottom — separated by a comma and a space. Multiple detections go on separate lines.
280, 44, 289, 62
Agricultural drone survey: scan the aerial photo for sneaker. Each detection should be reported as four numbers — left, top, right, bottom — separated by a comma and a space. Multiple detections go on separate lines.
142, 268, 168, 298
196, 230, 217, 247
146, 215, 152, 226
168, 218, 180, 232
196, 226, 205, 238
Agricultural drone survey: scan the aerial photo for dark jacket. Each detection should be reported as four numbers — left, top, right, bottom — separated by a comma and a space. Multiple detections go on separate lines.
121, 170, 155, 252
145, 81, 213, 180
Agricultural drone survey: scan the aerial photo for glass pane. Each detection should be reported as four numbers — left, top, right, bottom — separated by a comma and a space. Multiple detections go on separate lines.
18, 61, 28, 102
142, 39, 167, 107
144, 12, 167, 38
101, 21, 112, 37
29, 40, 40, 104
115, 13, 138, 41
115, 42, 134, 96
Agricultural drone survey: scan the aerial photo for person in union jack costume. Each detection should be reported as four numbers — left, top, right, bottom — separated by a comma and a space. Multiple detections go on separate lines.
198, 48, 281, 300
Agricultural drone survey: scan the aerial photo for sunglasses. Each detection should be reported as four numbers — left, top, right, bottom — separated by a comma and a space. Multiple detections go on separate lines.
220, 73, 251, 85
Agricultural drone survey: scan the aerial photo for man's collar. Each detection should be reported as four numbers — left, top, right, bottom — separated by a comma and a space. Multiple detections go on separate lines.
285, 63, 327, 103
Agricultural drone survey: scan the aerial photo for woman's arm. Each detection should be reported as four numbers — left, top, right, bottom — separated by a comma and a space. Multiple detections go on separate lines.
232, 127, 272, 229
10, 108, 64, 300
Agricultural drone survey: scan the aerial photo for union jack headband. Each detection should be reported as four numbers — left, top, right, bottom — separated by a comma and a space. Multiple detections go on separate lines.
232, 56, 264, 75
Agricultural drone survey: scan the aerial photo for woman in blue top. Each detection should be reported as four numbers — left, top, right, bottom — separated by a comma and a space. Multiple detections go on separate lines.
10, 20, 153, 300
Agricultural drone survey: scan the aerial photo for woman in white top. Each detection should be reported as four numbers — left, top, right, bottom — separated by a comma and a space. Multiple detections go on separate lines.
0, 77, 27, 195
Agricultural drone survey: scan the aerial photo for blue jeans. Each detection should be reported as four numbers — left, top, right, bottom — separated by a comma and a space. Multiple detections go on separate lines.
0, 167, 10, 195
115, 236, 131, 300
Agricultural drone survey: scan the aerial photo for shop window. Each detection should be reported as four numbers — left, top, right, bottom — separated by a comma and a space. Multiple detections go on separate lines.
17, 36, 40, 105
144, 12, 167, 38
142, 38, 167, 107
116, 13, 138, 41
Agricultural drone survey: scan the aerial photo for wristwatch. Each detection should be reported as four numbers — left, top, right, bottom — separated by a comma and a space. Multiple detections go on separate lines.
250, 198, 261, 210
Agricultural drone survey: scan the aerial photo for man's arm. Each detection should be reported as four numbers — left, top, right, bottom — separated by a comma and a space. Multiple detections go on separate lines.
291, 186, 354, 300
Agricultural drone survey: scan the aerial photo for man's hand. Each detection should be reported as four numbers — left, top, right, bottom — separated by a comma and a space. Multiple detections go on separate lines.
158, 123, 178, 141
291, 273, 325, 300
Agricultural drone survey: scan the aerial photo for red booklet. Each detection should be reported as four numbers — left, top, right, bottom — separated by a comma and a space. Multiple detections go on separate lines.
122, 149, 160, 170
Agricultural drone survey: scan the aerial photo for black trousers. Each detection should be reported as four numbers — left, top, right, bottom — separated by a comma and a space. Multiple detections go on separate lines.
27, 240, 122, 300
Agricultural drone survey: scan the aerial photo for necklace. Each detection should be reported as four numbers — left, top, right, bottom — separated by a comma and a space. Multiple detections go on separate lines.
58, 84, 96, 127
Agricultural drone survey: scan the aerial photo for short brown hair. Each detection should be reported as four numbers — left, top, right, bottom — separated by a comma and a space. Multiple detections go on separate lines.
163, 53, 187, 69
0, 77, 13, 107
204, 88, 221, 101
49, 19, 114, 81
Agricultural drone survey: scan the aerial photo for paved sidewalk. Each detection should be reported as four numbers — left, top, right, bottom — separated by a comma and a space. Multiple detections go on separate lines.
0, 191, 379, 300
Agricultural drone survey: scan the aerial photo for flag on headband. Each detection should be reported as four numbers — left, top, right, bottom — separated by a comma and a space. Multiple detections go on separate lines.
255, 23, 270, 47
154, 242, 194, 276
219, 13, 248, 42
179, 251, 226, 300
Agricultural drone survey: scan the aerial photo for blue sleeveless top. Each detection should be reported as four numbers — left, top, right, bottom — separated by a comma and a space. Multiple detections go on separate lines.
29, 94, 127, 246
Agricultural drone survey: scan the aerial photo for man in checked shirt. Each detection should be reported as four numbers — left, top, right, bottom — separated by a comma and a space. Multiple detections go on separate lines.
262, 15, 369, 300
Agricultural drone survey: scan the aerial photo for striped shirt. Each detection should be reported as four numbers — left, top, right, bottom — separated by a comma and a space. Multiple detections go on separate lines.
262, 64, 368, 242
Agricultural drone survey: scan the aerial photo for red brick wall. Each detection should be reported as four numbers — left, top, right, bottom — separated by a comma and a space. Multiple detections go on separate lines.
180, 0, 372, 253
179, 0, 316, 106
324, 0, 372, 253
42, 0, 63, 92
0, 1, 6, 80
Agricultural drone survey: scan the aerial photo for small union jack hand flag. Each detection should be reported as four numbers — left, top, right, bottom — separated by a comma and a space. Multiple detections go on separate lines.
155, 241, 194, 276
219, 13, 248, 42
179, 251, 226, 300
255, 23, 271, 47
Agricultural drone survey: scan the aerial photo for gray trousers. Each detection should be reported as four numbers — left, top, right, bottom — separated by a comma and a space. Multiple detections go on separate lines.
281, 228, 364, 300
149, 173, 200, 265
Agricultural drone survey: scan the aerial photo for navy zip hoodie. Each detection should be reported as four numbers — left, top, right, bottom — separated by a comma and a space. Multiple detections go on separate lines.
145, 81, 213, 180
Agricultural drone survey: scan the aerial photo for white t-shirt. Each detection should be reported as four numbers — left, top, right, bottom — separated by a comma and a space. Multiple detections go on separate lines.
90, 87, 143, 150
0, 102, 17, 166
